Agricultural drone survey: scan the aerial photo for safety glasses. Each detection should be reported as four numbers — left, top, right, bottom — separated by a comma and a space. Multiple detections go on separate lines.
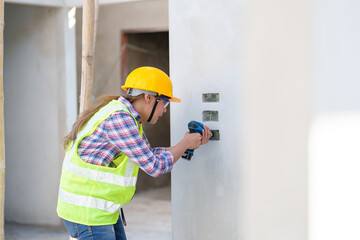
159, 96, 170, 108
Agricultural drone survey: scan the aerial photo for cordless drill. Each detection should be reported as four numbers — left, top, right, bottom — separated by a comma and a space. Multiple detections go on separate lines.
182, 121, 204, 160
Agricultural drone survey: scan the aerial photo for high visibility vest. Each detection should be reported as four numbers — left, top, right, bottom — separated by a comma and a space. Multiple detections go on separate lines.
57, 100, 143, 225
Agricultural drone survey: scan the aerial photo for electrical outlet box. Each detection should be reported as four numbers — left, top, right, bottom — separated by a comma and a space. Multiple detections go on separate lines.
210, 130, 220, 140
203, 110, 218, 121
202, 93, 219, 102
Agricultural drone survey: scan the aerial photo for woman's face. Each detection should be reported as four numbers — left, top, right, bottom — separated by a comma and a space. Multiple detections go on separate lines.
148, 96, 169, 124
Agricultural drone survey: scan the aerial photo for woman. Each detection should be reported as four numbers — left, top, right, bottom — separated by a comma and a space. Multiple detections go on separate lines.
57, 66, 212, 239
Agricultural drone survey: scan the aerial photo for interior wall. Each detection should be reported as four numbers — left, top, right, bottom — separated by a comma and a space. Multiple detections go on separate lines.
169, 0, 311, 239
4, 4, 74, 226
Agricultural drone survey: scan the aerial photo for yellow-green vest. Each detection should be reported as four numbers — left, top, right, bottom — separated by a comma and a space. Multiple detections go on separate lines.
57, 100, 143, 225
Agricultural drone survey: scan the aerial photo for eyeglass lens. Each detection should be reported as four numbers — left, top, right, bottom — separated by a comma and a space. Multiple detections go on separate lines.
159, 96, 170, 108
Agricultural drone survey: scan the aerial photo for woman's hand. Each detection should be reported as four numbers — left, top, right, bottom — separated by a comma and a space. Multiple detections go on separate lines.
201, 125, 212, 145
184, 132, 202, 149
166, 124, 213, 163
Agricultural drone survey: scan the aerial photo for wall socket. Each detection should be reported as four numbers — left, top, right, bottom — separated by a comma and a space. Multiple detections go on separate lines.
202, 93, 219, 102
209, 130, 220, 140
203, 110, 219, 121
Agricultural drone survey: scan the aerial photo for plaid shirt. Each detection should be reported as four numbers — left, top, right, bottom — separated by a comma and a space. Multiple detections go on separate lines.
77, 96, 174, 177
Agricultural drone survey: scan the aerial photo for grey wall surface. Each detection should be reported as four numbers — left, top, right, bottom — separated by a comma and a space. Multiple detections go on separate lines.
169, 0, 311, 239
4, 4, 74, 226
314, 0, 360, 114
169, 1, 244, 239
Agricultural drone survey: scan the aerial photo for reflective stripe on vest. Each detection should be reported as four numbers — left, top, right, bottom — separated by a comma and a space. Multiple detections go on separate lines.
62, 145, 137, 187
57, 100, 142, 224
58, 188, 121, 213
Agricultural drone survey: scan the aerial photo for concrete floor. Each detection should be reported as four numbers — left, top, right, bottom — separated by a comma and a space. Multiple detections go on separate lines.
5, 186, 172, 240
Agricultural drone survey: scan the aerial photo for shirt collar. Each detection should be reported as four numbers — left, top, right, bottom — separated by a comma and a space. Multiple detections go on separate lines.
117, 96, 141, 122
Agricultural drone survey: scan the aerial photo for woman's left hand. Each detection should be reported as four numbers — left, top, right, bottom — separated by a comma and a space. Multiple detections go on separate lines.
201, 125, 213, 145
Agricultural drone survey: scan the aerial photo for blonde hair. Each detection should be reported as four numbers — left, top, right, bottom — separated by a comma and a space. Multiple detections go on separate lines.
63, 94, 143, 149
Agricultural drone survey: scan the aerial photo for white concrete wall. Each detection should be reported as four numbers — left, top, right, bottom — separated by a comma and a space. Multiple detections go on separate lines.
309, 1, 360, 239
4, 4, 77, 226
169, 1, 243, 239
169, 0, 311, 239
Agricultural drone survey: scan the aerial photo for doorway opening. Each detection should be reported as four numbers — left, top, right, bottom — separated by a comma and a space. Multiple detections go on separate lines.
121, 31, 171, 195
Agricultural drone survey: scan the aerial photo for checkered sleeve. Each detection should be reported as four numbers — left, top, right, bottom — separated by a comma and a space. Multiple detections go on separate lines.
105, 111, 174, 177
142, 133, 168, 155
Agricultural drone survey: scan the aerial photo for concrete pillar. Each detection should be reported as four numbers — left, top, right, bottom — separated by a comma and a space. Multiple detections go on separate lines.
169, 0, 311, 239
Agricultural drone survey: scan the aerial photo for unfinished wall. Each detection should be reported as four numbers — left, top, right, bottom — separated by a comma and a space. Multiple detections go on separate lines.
169, 0, 311, 239
4, 4, 76, 226
169, 1, 244, 239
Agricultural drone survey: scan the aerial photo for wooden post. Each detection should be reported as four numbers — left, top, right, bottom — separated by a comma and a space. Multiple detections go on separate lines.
70, 2, 98, 239
79, 0, 97, 113
0, 0, 5, 239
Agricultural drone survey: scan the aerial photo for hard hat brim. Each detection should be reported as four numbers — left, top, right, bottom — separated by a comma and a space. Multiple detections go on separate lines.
169, 96, 181, 102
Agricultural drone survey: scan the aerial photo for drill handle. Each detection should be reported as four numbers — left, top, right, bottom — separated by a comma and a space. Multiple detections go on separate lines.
182, 149, 194, 160
182, 121, 204, 160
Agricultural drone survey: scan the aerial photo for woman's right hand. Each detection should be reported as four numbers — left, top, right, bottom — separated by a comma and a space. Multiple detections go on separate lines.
183, 132, 202, 150
166, 131, 204, 163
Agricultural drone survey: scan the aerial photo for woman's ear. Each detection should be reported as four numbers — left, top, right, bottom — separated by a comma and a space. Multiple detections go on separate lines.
144, 94, 152, 104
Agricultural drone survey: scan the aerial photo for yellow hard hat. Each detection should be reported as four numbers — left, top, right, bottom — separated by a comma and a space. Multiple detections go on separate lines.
121, 66, 181, 102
